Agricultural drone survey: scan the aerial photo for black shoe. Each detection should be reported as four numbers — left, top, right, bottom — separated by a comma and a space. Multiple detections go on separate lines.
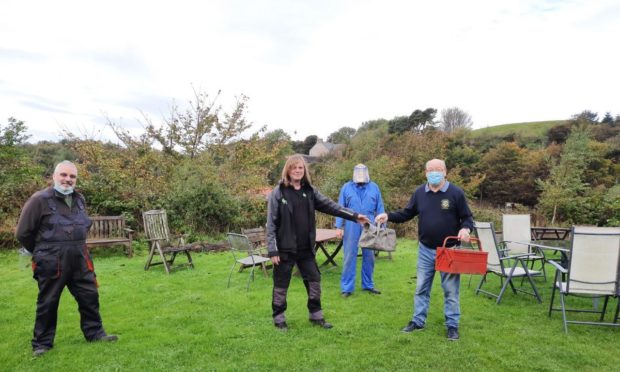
363, 288, 382, 295
341, 292, 352, 298
310, 319, 333, 329
447, 327, 459, 341
92, 334, 118, 342
32, 347, 50, 357
274, 322, 288, 331
401, 321, 424, 333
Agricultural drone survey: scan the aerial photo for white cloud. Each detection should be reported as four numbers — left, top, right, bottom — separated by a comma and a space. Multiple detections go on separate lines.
1, 0, 619, 143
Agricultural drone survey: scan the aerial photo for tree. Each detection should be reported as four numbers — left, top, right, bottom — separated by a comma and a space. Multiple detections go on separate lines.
0, 118, 43, 240
292, 135, 318, 154
571, 110, 598, 124
387, 108, 437, 134
327, 127, 356, 144
409, 108, 437, 132
479, 142, 546, 206
357, 119, 388, 133
537, 125, 592, 224
387, 116, 411, 134
440, 107, 473, 132
134, 89, 251, 159
547, 123, 572, 144
601, 112, 614, 125
263, 129, 291, 145
0, 117, 30, 146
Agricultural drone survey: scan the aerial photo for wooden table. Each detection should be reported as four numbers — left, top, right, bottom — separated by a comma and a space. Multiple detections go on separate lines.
315, 229, 343, 268
531, 227, 571, 241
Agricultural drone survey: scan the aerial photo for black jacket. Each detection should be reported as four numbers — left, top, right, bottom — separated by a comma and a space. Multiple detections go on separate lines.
266, 182, 358, 257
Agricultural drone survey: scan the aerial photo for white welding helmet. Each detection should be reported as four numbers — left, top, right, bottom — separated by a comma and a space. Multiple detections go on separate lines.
352, 164, 370, 183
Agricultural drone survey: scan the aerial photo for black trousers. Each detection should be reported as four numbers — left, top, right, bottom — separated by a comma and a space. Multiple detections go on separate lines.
31, 243, 106, 349
272, 250, 323, 323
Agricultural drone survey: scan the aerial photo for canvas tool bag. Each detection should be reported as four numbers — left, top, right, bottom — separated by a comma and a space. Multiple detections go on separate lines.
358, 223, 396, 252
435, 236, 487, 275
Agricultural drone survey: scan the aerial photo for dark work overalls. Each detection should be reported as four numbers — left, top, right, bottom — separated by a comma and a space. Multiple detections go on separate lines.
31, 191, 106, 349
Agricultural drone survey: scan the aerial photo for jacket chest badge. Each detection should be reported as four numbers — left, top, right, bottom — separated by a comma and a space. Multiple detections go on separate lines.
281, 198, 288, 205
302, 193, 307, 198
441, 199, 450, 210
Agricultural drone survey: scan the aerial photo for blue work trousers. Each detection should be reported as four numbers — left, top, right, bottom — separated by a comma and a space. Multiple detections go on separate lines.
341, 237, 375, 293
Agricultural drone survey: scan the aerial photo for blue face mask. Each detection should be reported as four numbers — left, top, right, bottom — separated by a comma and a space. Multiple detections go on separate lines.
54, 183, 74, 195
426, 171, 444, 186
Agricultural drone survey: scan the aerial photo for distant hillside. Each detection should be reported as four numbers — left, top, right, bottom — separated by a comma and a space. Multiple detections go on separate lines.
470, 120, 567, 138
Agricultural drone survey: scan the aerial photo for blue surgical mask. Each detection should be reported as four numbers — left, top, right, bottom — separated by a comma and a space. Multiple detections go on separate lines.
426, 171, 444, 186
54, 183, 74, 195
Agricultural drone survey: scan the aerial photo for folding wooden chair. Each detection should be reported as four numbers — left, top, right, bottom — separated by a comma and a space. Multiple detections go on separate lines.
142, 209, 194, 274
548, 226, 620, 333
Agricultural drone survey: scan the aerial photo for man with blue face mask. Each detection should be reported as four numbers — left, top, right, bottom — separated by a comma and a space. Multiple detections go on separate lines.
335, 164, 385, 297
16, 161, 117, 357
375, 158, 473, 341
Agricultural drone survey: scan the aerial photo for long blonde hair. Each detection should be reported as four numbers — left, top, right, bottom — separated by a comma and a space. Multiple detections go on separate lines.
280, 154, 312, 187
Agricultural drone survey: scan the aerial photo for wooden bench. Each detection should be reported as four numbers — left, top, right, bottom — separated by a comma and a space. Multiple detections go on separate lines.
86, 216, 134, 257
241, 227, 268, 256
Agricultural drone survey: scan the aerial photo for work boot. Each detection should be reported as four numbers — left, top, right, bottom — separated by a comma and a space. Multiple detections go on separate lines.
91, 334, 118, 342
447, 327, 460, 341
274, 322, 289, 331
362, 288, 382, 295
401, 321, 425, 333
32, 347, 50, 357
310, 319, 333, 329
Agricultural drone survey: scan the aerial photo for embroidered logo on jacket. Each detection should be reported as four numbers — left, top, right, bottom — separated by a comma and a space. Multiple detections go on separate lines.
441, 199, 450, 210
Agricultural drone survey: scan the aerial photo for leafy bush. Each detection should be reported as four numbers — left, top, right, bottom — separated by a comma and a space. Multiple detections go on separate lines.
164, 181, 241, 234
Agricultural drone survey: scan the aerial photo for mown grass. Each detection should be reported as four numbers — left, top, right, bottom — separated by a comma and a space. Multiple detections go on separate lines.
1, 240, 618, 371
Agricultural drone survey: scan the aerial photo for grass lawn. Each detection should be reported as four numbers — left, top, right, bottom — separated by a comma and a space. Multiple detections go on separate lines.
1, 239, 618, 371
470, 120, 565, 138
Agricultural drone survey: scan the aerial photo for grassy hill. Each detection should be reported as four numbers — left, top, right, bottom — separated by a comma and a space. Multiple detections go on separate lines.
470, 120, 566, 139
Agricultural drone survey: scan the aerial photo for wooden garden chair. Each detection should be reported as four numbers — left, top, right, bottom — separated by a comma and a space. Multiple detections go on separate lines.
142, 209, 194, 274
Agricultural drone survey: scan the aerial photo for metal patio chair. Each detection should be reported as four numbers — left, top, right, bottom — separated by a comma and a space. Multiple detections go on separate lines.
227, 233, 271, 291
474, 221, 542, 304
548, 226, 620, 333
502, 214, 547, 281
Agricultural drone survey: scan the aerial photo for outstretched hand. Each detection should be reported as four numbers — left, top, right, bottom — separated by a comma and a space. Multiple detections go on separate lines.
375, 213, 388, 224
356, 214, 371, 225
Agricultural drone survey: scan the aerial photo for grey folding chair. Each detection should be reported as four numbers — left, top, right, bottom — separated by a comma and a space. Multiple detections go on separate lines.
548, 226, 620, 333
502, 214, 547, 281
227, 233, 272, 291
474, 221, 542, 304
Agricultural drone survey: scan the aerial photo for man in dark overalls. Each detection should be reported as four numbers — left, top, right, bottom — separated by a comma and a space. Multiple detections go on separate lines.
16, 161, 117, 357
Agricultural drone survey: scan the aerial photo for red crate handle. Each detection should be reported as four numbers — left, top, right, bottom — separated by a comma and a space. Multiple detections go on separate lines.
440, 236, 482, 251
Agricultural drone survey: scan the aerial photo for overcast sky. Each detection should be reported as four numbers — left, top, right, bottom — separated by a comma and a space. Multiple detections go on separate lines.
1, 0, 619, 143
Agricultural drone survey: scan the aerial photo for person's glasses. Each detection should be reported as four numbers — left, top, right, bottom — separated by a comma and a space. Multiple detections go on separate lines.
426, 168, 444, 172
59, 172, 77, 179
